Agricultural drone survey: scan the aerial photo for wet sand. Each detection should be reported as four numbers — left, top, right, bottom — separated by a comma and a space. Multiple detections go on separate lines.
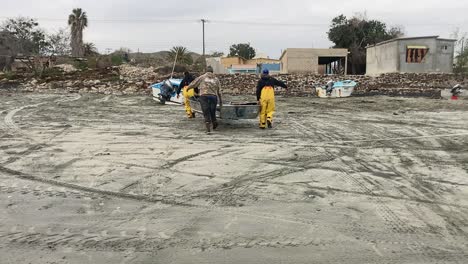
1, 93, 467, 263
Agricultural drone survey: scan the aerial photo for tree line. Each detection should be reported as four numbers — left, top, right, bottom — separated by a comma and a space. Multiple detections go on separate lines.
1, 10, 467, 74
1, 9, 97, 58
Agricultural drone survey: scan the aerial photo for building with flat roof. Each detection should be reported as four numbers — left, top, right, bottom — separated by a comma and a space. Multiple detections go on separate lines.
279, 48, 348, 74
366, 36, 456, 76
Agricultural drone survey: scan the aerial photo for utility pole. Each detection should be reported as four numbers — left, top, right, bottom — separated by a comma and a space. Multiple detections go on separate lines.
201, 19, 207, 56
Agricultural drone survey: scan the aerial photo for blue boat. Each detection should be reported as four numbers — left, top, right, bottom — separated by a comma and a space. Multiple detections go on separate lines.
150, 78, 184, 105
149, 78, 259, 119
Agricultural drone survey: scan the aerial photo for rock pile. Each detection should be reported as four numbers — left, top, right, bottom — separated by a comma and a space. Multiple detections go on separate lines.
217, 73, 468, 97
1, 65, 466, 97
53, 64, 77, 73
118, 64, 158, 83
17, 77, 151, 95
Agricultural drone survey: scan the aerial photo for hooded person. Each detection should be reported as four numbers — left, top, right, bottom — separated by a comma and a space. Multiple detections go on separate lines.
187, 67, 223, 133
177, 71, 196, 118
326, 80, 334, 96
256, 69, 287, 129
451, 84, 463, 96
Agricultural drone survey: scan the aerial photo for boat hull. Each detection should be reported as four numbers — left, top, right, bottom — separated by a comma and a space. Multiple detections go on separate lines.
190, 99, 259, 120
150, 79, 184, 104
316, 80, 356, 98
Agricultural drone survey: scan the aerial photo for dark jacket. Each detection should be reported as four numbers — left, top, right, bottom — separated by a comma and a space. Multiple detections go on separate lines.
256, 75, 287, 101
177, 74, 195, 95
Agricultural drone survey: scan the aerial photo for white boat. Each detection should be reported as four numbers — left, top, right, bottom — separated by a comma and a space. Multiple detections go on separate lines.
316, 80, 357, 98
441, 85, 466, 100
150, 78, 185, 105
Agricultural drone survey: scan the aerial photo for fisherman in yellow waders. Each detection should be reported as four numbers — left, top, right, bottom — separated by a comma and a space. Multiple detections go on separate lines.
256, 69, 287, 129
177, 71, 196, 118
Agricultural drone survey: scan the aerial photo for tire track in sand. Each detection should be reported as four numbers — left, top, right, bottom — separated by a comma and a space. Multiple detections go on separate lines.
3, 94, 81, 134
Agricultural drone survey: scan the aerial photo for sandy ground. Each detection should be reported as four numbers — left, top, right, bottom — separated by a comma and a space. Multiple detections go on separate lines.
0, 92, 468, 264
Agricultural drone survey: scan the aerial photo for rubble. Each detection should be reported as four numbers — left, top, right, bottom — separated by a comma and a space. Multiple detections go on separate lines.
118, 64, 158, 83
216, 73, 468, 97
53, 64, 77, 73
1, 65, 467, 97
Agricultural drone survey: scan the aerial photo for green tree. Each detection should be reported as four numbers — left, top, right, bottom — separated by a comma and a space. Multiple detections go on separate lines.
0, 17, 48, 55
209, 51, 224, 57
68, 8, 88, 57
46, 28, 71, 56
167, 46, 193, 65
327, 14, 403, 74
229, 43, 256, 59
113, 47, 131, 62
452, 30, 468, 74
454, 40, 468, 74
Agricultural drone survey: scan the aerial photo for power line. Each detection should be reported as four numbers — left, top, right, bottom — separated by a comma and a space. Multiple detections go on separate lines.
0, 16, 464, 27
0, 16, 198, 24
210, 20, 328, 27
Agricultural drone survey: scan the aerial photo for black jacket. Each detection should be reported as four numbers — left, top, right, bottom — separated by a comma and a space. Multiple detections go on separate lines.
177, 74, 195, 95
256, 75, 287, 100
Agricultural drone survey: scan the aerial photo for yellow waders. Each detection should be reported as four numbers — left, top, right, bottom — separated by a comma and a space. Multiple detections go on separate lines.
182, 86, 196, 118
259, 86, 275, 128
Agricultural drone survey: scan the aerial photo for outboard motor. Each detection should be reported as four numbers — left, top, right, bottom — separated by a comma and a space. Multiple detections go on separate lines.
451, 84, 463, 97
158, 80, 175, 105
326, 80, 334, 96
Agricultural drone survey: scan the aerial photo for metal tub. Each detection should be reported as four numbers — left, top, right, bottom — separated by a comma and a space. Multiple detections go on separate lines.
189, 98, 259, 120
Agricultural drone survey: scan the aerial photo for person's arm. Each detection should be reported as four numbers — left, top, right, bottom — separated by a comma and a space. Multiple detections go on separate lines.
187, 75, 202, 91
217, 79, 223, 107
176, 78, 185, 96
273, 78, 287, 89
256, 80, 263, 101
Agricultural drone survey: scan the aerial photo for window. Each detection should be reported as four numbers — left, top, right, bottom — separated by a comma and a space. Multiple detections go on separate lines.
406, 46, 428, 63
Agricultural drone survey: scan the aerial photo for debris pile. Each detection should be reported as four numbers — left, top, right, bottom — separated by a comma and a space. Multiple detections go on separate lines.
53, 64, 77, 73
217, 73, 468, 97
118, 64, 158, 83
1, 65, 467, 97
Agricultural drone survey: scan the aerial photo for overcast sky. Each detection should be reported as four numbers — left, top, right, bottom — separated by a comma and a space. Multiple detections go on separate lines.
1, 0, 467, 58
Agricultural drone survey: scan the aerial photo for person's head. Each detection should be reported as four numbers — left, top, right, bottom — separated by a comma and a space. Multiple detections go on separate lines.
184, 71, 190, 77
262, 69, 269, 76
206, 66, 214, 73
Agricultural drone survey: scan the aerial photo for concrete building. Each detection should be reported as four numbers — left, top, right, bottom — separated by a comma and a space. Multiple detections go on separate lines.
246, 57, 280, 65
228, 64, 257, 74
279, 48, 348, 74
225, 63, 281, 75
209, 55, 281, 74
259, 63, 281, 75
366, 36, 456, 76
206, 57, 228, 74
221, 56, 246, 69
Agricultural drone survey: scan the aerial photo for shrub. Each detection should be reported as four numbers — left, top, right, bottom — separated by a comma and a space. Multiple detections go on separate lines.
73, 60, 88, 71
111, 55, 124, 66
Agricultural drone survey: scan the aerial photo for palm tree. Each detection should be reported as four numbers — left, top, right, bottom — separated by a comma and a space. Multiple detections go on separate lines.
68, 8, 88, 57
167, 46, 193, 65
83, 42, 99, 56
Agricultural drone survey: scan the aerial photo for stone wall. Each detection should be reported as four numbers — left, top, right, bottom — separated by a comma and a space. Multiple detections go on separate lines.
1, 65, 467, 97
216, 73, 468, 97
